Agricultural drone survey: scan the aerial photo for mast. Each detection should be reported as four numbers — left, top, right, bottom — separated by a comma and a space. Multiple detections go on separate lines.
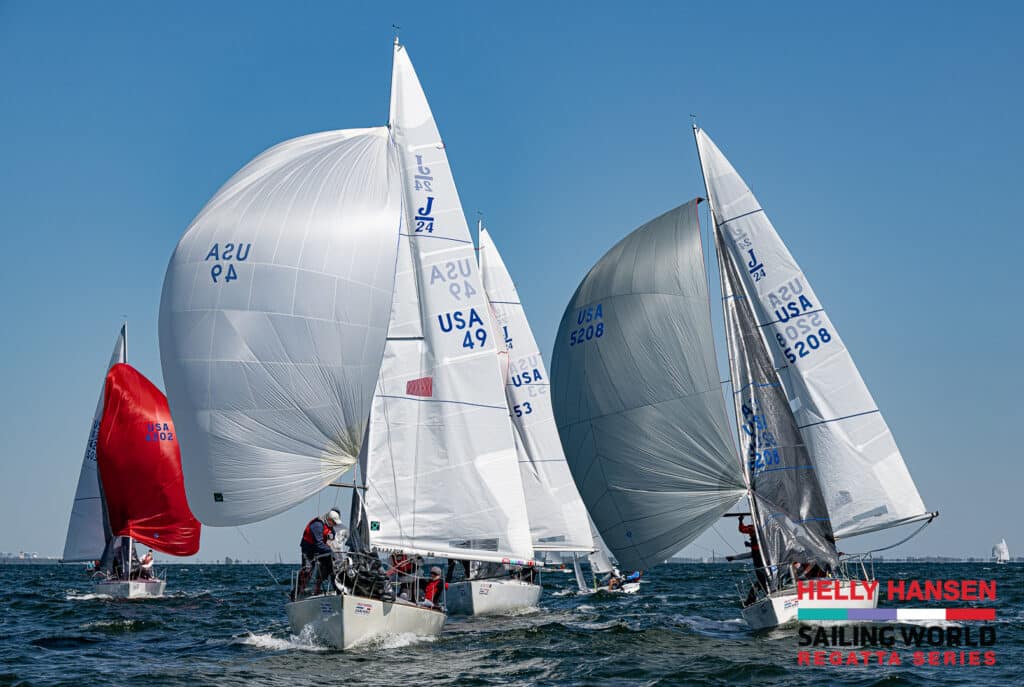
692, 123, 768, 569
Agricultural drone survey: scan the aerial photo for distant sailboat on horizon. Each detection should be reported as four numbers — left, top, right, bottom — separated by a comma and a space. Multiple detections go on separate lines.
993, 538, 1010, 564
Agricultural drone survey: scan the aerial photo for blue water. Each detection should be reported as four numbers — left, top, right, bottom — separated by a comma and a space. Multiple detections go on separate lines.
1, 563, 1019, 686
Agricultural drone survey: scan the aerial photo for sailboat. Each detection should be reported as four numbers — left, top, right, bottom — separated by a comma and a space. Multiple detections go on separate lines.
550, 127, 937, 631
158, 39, 532, 649
571, 516, 640, 594
442, 222, 595, 616
993, 539, 1010, 564
62, 324, 201, 598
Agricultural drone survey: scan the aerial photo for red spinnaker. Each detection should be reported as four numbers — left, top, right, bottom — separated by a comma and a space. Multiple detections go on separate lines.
97, 363, 201, 556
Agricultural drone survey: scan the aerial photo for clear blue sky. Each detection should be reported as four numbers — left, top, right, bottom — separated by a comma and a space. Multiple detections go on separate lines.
1, 2, 1020, 562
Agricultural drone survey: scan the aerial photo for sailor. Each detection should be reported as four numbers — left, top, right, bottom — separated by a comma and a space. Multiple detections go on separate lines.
738, 515, 767, 604
421, 565, 445, 608
139, 550, 154, 579
298, 509, 342, 594
389, 553, 416, 599
608, 567, 623, 591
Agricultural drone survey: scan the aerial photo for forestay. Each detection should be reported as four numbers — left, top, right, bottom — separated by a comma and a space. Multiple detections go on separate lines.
551, 200, 745, 570
360, 43, 533, 564
62, 326, 126, 562
478, 225, 593, 553
716, 228, 837, 574
696, 128, 932, 538
159, 127, 403, 526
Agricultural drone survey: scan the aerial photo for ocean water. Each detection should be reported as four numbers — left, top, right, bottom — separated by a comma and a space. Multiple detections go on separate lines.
1, 562, 1019, 686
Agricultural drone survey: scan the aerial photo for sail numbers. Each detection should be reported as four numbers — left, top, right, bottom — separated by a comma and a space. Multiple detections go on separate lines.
568, 304, 605, 346
767, 281, 834, 364
741, 401, 780, 476
204, 242, 251, 284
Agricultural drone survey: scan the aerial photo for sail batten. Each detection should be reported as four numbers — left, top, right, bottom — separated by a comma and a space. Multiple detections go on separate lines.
695, 127, 932, 539
552, 200, 745, 571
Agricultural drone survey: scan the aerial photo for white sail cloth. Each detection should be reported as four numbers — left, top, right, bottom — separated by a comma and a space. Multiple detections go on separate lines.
587, 517, 615, 575
695, 128, 931, 538
552, 200, 746, 570
62, 326, 126, 561
159, 127, 403, 526
359, 44, 534, 564
478, 226, 594, 553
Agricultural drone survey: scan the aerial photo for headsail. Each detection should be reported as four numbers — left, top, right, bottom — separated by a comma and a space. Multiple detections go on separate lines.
478, 224, 594, 553
97, 364, 201, 556
62, 325, 126, 562
551, 200, 745, 570
716, 227, 838, 575
587, 516, 615, 575
359, 43, 533, 564
159, 127, 403, 526
695, 128, 933, 539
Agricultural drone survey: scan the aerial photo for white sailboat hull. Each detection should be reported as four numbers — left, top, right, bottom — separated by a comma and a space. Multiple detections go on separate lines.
286, 593, 446, 649
445, 579, 542, 616
741, 579, 878, 631
93, 579, 166, 599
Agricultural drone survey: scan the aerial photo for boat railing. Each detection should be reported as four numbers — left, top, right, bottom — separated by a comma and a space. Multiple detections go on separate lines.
734, 558, 875, 606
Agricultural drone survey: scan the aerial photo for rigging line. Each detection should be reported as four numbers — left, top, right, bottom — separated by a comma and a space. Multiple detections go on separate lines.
710, 523, 739, 554
857, 517, 935, 556
235, 526, 283, 588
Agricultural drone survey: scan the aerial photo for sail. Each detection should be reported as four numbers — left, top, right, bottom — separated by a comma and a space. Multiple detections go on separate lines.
360, 43, 533, 564
587, 517, 615, 575
96, 364, 201, 556
695, 128, 933, 539
551, 200, 745, 570
158, 127, 403, 526
993, 539, 1010, 562
716, 227, 838, 576
62, 326, 126, 562
572, 555, 590, 592
478, 225, 594, 553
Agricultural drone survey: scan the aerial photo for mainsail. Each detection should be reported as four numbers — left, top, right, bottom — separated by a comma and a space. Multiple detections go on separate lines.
358, 42, 534, 563
716, 227, 838, 576
478, 223, 593, 553
695, 128, 934, 539
159, 127, 404, 526
551, 200, 746, 570
97, 364, 201, 556
62, 325, 126, 562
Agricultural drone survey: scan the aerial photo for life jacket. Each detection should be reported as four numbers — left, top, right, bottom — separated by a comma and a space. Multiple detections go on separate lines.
424, 578, 444, 603
302, 517, 334, 546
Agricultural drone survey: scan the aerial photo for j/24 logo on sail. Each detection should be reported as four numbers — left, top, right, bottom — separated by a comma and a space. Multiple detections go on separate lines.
438, 308, 488, 350
145, 422, 175, 442
569, 304, 604, 346
205, 243, 251, 284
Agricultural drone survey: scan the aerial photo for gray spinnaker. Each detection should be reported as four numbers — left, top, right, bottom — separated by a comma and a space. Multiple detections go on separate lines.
551, 199, 745, 570
717, 227, 838, 580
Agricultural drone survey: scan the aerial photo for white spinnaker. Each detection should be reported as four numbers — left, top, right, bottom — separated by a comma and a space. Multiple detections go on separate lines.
361, 43, 533, 564
478, 225, 594, 553
551, 200, 745, 570
62, 326, 126, 561
695, 128, 931, 538
159, 127, 402, 526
